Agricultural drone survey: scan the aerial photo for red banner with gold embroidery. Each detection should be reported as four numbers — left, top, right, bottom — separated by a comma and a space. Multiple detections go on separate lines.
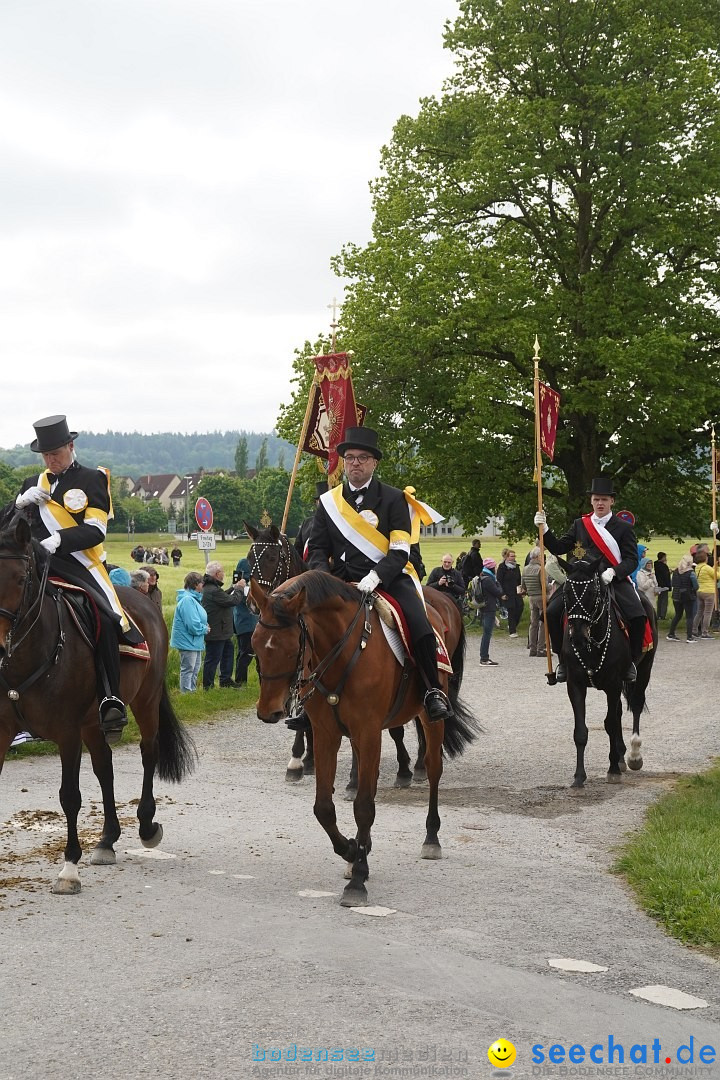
538, 381, 561, 460
301, 353, 364, 483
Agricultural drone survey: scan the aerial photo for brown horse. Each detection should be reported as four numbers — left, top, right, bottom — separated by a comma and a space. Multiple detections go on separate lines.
251, 571, 478, 906
245, 520, 467, 789
0, 510, 196, 893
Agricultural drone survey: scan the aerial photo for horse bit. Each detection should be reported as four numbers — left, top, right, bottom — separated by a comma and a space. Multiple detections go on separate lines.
564, 574, 612, 686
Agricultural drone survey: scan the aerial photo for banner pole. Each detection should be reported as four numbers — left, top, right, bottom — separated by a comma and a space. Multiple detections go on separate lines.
712, 425, 718, 612
533, 337, 554, 683
281, 372, 317, 534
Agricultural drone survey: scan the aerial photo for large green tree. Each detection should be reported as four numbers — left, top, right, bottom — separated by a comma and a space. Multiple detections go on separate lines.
332, 0, 720, 537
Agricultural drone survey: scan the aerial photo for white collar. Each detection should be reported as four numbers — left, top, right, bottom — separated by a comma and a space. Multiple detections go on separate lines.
592, 512, 612, 527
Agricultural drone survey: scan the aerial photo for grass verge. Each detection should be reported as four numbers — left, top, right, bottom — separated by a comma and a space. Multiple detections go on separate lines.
614, 764, 720, 955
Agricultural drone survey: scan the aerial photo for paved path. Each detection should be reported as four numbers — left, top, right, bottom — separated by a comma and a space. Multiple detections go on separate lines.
0, 633, 718, 1079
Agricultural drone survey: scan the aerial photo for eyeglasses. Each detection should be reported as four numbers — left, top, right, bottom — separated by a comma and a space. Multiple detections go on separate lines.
344, 454, 372, 464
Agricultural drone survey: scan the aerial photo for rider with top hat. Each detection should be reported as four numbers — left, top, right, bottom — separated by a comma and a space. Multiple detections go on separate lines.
534, 476, 647, 684
307, 427, 453, 723
14, 415, 132, 742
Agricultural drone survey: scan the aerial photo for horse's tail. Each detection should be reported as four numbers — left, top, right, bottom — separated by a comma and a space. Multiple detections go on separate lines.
448, 621, 466, 703
442, 695, 481, 759
156, 682, 198, 783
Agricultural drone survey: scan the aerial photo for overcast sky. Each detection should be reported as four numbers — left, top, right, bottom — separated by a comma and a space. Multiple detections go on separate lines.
0, 0, 459, 449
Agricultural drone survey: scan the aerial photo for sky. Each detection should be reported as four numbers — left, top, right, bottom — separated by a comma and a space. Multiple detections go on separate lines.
0, 0, 459, 449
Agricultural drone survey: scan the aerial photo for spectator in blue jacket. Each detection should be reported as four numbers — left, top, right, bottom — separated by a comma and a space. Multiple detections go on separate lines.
232, 575, 259, 685
170, 571, 210, 693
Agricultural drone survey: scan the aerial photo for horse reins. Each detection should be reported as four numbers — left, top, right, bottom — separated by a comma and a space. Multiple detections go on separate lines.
0, 547, 65, 727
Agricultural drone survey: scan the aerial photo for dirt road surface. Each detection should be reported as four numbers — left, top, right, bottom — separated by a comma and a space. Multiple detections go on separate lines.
0, 634, 718, 1080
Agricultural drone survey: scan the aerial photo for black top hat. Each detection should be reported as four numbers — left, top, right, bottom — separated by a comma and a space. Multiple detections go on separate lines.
314, 481, 329, 499
587, 476, 616, 496
30, 415, 78, 453
336, 427, 382, 461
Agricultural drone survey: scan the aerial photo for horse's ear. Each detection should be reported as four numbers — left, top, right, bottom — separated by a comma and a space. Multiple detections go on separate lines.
14, 514, 32, 547
269, 525, 280, 541
588, 557, 602, 575
249, 577, 267, 612
244, 521, 258, 540
556, 555, 570, 573
285, 587, 306, 616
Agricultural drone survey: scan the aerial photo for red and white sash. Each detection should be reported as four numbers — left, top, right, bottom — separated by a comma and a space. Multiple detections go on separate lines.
582, 514, 621, 567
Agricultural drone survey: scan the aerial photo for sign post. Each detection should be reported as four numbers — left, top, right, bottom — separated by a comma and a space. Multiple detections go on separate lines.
195, 497, 214, 566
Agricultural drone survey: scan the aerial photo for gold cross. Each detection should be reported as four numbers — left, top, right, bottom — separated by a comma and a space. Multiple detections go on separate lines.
572, 540, 586, 560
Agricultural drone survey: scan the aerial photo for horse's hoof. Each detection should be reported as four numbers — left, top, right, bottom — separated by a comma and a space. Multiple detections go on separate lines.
285, 767, 304, 782
302, 760, 315, 777
412, 771, 427, 784
89, 844, 116, 866
394, 774, 412, 789
570, 779, 585, 789
340, 884, 368, 907
52, 861, 81, 894
627, 756, 643, 771
343, 787, 357, 802
618, 756, 627, 772
607, 771, 622, 784
420, 842, 442, 860
141, 823, 163, 849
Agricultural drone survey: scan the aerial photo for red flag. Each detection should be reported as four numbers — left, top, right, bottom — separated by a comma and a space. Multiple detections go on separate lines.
538, 381, 561, 460
301, 353, 364, 483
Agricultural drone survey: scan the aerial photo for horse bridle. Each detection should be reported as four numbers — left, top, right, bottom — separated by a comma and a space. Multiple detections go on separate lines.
258, 594, 372, 721
0, 549, 52, 660
248, 533, 294, 591
563, 573, 612, 684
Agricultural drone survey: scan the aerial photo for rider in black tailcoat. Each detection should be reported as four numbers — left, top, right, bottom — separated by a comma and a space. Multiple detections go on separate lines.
534, 476, 647, 684
307, 427, 452, 725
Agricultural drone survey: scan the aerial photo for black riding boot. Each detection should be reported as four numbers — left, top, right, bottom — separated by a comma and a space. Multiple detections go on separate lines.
625, 616, 647, 683
545, 591, 566, 682
414, 634, 453, 722
96, 616, 128, 744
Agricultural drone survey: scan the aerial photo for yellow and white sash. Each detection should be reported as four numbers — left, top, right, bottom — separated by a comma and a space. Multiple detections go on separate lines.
36, 471, 128, 628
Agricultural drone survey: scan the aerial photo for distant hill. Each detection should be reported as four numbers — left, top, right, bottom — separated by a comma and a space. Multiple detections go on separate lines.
0, 430, 296, 477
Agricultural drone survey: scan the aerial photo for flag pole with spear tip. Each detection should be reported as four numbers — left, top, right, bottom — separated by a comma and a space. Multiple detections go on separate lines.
533, 337, 556, 685
712, 425, 718, 618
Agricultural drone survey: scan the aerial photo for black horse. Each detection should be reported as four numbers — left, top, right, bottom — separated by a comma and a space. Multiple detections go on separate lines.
562, 557, 657, 788
245, 520, 435, 792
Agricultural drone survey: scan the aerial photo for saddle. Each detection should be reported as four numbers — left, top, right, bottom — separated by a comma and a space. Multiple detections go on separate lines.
373, 591, 452, 673
49, 578, 150, 660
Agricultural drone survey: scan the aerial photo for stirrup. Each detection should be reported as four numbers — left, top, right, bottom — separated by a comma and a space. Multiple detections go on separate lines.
99, 696, 128, 744
555, 662, 567, 683
424, 688, 453, 723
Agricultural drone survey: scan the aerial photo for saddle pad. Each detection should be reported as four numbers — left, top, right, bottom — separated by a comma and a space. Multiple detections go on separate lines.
50, 576, 150, 661
374, 592, 452, 674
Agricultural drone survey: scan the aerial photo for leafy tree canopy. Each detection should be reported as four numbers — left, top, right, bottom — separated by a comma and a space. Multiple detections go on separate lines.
328, 0, 720, 538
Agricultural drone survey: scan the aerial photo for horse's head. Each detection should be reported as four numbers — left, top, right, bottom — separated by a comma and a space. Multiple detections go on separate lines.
250, 577, 306, 723
563, 557, 605, 648
0, 513, 35, 658
246, 520, 305, 592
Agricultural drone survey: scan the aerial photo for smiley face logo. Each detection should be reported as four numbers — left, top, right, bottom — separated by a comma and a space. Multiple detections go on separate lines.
488, 1039, 517, 1068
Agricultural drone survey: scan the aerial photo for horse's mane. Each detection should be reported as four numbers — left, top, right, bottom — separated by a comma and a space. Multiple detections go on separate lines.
0, 504, 49, 570
270, 570, 359, 621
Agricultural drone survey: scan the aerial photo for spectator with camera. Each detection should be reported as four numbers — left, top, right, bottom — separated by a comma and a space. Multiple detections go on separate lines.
427, 553, 465, 611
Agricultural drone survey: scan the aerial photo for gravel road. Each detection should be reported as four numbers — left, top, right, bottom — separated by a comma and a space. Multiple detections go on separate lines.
0, 633, 718, 1080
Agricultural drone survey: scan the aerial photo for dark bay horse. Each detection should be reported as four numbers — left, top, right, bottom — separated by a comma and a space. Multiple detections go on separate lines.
0, 511, 196, 893
562, 558, 657, 788
246, 521, 466, 790
251, 571, 479, 906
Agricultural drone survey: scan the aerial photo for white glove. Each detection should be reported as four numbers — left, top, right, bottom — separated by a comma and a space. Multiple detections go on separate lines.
711, 522, 719, 533
356, 569, 380, 594
40, 533, 61, 554
601, 568, 615, 585
534, 510, 548, 533
16, 486, 50, 509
